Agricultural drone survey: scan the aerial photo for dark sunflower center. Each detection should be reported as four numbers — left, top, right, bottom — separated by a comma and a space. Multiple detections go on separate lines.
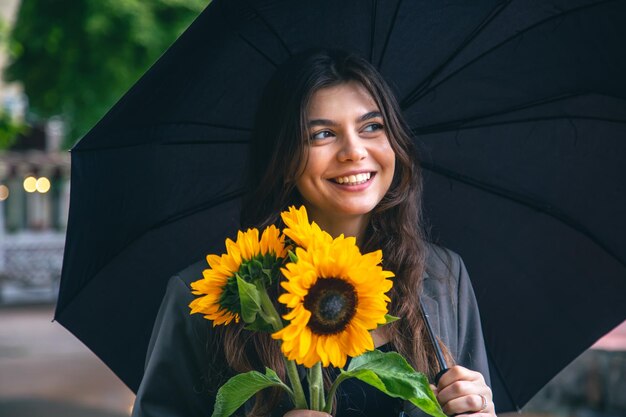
303, 277, 358, 335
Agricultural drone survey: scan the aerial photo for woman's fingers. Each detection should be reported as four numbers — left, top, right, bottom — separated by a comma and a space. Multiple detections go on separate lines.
437, 365, 485, 389
435, 365, 495, 416
439, 393, 490, 415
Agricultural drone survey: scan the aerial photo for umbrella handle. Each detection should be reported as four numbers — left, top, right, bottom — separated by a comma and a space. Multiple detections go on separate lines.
401, 304, 449, 417
433, 368, 449, 385
419, 300, 449, 383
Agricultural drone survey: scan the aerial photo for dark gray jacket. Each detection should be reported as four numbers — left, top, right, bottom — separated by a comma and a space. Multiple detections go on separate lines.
132, 244, 491, 417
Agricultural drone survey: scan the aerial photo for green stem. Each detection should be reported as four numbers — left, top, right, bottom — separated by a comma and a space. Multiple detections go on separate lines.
257, 285, 308, 409
323, 373, 349, 414
309, 362, 324, 411
285, 358, 308, 409
257, 284, 282, 332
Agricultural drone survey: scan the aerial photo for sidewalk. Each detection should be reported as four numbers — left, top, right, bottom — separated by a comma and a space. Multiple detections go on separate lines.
0, 304, 135, 417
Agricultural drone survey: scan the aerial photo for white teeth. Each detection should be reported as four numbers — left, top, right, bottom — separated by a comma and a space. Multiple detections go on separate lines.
334, 172, 371, 185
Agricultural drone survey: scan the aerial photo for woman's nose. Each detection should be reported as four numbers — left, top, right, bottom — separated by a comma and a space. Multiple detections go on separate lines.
337, 133, 367, 162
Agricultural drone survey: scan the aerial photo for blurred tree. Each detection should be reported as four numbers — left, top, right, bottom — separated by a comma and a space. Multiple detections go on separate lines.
0, 16, 26, 150
0, 112, 27, 149
4, 0, 207, 149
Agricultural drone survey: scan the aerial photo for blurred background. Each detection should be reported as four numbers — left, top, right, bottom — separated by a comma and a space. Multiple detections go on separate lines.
0, 0, 624, 416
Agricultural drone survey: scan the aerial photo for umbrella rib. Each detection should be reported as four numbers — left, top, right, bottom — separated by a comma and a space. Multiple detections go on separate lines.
413, 114, 626, 135
400, 0, 512, 108
160, 139, 248, 145
411, 91, 626, 134
73, 138, 248, 152
402, 0, 619, 109
216, 0, 292, 67
152, 121, 251, 131
375, 0, 402, 69
241, 0, 293, 58
237, 34, 280, 68
72, 122, 251, 151
421, 162, 626, 269
56, 189, 246, 320
153, 189, 245, 228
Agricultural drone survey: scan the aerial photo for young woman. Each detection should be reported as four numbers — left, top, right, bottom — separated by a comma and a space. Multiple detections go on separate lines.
131, 49, 496, 417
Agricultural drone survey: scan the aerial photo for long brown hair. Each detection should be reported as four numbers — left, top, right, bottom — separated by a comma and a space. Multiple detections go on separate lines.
217, 49, 448, 416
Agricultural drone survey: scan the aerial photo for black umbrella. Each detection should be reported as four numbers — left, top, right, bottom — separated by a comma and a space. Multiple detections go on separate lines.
55, 0, 626, 412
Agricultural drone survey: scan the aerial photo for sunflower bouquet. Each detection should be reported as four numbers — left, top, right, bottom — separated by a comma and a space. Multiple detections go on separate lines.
190, 206, 445, 417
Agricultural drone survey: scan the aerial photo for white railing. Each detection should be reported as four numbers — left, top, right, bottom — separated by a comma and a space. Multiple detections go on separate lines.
0, 231, 65, 304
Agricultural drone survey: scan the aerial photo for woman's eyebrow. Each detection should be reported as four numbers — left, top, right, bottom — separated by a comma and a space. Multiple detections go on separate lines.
308, 111, 382, 128
308, 118, 337, 128
358, 111, 383, 122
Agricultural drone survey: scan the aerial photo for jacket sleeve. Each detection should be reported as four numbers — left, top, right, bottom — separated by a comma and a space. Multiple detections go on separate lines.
455, 254, 491, 388
405, 246, 492, 417
132, 275, 216, 417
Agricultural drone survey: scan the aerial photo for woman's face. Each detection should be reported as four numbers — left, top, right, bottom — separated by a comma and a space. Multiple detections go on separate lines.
296, 81, 396, 228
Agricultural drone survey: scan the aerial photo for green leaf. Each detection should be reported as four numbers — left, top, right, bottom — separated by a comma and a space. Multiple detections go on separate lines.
212, 368, 291, 417
383, 314, 400, 324
236, 275, 262, 323
288, 250, 298, 263
243, 315, 275, 332
268, 257, 285, 284
262, 253, 276, 268
261, 268, 273, 282
248, 259, 264, 280
341, 350, 446, 417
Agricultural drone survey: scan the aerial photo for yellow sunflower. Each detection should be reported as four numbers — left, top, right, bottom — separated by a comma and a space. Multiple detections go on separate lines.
189, 225, 287, 326
272, 232, 394, 368
281, 205, 332, 250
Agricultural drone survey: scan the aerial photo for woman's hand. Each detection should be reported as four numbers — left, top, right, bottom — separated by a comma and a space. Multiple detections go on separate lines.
283, 411, 332, 417
433, 365, 496, 416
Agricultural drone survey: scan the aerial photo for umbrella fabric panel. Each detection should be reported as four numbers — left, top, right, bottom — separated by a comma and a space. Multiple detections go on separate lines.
57, 199, 242, 392
429, 0, 610, 82
249, 0, 503, 90
57, 142, 246, 311
403, 0, 626, 130
249, 0, 381, 61
437, 94, 626, 129
418, 112, 626, 265
420, 86, 626, 407
375, 0, 503, 98
423, 171, 626, 408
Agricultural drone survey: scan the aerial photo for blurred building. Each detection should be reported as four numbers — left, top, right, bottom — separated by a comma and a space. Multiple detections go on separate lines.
0, 131, 70, 304
1, 0, 68, 304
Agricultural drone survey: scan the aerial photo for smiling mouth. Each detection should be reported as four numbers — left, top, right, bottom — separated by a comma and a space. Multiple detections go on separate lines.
331, 172, 373, 185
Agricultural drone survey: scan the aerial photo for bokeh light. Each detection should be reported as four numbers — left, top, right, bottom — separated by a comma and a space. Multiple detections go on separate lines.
0, 185, 9, 201
23, 176, 37, 193
36, 177, 51, 193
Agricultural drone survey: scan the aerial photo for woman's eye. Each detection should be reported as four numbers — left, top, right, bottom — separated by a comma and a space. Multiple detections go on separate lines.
363, 123, 384, 133
311, 130, 334, 140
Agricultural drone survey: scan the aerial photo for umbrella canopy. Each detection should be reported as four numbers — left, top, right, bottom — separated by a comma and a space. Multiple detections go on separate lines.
55, 0, 626, 412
